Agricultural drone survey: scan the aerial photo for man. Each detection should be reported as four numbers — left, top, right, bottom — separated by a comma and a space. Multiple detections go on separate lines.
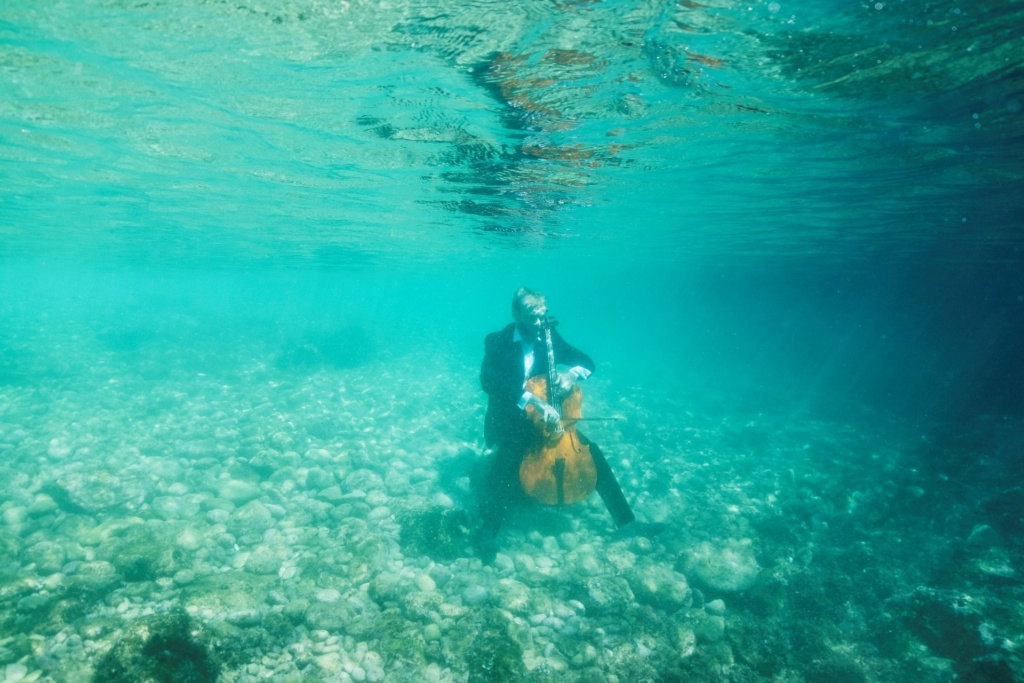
475, 287, 643, 558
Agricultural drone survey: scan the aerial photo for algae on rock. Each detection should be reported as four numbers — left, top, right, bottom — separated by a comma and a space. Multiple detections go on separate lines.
91, 610, 221, 683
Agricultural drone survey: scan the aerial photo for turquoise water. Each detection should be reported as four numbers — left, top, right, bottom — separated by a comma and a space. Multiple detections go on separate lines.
1, 0, 1022, 681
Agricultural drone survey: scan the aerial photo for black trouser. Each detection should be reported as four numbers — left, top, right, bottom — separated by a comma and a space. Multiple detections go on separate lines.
478, 431, 635, 539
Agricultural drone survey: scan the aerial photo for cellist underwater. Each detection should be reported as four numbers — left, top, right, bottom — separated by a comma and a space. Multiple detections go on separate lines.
473, 287, 664, 561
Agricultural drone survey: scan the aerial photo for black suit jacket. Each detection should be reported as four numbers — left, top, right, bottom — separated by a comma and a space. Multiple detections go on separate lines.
480, 323, 595, 449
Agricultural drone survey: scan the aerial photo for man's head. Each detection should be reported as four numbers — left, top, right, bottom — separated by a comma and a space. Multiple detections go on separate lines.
512, 287, 547, 342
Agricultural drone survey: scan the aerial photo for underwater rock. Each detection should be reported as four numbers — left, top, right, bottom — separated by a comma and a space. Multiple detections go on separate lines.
3, 663, 32, 682
46, 471, 145, 514
368, 572, 406, 607
318, 486, 345, 504
491, 578, 531, 614
345, 469, 385, 492
217, 479, 260, 506
628, 564, 691, 610
706, 598, 726, 615
98, 524, 184, 582
306, 595, 371, 633
402, 590, 444, 621
967, 524, 1000, 548
684, 540, 760, 593
229, 501, 273, 537
180, 571, 275, 617
465, 610, 525, 683
173, 569, 196, 586
66, 561, 120, 594
304, 467, 336, 491
671, 624, 697, 659
398, 506, 471, 562
78, 517, 146, 547
243, 545, 283, 575
174, 527, 204, 551
22, 540, 65, 575
693, 613, 726, 643
151, 496, 200, 521
91, 610, 221, 683
575, 576, 635, 615
26, 494, 58, 518
461, 585, 490, 606
972, 547, 1016, 580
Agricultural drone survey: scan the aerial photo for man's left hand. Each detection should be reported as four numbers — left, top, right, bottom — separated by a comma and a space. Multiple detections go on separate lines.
557, 366, 591, 391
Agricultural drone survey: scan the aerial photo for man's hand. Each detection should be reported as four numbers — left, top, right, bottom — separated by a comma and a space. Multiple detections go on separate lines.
538, 402, 561, 427
521, 392, 564, 433
556, 366, 591, 392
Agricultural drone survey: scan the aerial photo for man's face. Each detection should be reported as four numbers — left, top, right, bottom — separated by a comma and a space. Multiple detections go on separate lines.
515, 302, 547, 342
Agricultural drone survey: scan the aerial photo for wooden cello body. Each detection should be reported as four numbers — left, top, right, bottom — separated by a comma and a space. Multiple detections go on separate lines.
518, 319, 598, 506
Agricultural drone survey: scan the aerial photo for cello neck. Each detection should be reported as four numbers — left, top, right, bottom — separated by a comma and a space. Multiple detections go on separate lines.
542, 318, 560, 411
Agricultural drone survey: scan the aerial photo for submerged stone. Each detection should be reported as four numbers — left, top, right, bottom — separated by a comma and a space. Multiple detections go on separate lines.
628, 563, 691, 610
398, 506, 470, 562
243, 545, 283, 575
230, 500, 273, 537
465, 610, 525, 683
47, 471, 146, 514
91, 610, 221, 683
180, 571, 275, 616
575, 576, 635, 615
23, 540, 65, 575
685, 540, 761, 593
66, 561, 120, 594
491, 578, 531, 614
218, 480, 261, 506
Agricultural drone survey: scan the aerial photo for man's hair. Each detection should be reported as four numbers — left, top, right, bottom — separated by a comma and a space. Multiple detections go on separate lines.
512, 287, 546, 316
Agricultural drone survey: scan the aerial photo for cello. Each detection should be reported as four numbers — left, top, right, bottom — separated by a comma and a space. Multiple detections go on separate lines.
518, 316, 598, 506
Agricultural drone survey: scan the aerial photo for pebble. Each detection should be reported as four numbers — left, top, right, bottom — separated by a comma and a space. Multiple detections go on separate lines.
175, 527, 204, 550
316, 589, 342, 603
173, 569, 196, 586
462, 585, 489, 606
492, 553, 515, 574
4, 663, 37, 683
244, 546, 283, 575
3, 506, 27, 528
27, 495, 58, 518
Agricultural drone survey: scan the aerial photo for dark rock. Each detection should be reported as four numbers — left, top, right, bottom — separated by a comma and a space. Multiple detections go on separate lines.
91, 610, 221, 683
465, 610, 525, 683
398, 506, 471, 562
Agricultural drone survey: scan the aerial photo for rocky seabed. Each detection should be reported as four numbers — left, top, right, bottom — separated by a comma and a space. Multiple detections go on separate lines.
1, 345, 1021, 682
